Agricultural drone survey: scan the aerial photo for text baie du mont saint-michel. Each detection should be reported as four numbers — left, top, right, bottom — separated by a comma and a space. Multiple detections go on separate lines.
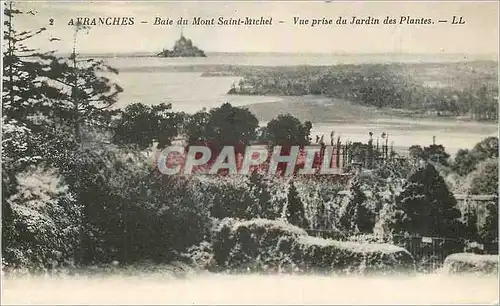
155, 16, 274, 26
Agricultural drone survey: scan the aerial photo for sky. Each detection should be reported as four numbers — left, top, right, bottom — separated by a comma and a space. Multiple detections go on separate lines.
8, 1, 500, 55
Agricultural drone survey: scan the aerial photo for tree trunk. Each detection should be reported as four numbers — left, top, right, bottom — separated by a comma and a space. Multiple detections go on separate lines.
8, 2, 14, 110
72, 34, 81, 143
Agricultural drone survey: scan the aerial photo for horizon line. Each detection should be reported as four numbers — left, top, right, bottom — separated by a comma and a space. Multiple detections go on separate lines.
53, 50, 499, 58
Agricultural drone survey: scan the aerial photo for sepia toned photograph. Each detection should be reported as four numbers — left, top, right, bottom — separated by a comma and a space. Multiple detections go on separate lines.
1, 0, 499, 304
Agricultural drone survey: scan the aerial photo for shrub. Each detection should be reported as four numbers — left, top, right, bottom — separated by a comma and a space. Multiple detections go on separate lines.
338, 178, 375, 234
212, 218, 415, 275
184, 241, 215, 270
293, 236, 414, 275
2, 166, 80, 272
193, 176, 286, 221
285, 181, 309, 229
443, 253, 498, 275
294, 177, 344, 230
211, 218, 304, 273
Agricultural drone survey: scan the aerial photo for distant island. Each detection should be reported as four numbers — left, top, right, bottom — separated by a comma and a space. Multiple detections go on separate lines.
157, 34, 206, 58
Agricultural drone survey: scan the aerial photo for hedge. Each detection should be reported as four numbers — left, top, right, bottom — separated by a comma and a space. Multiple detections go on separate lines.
212, 218, 414, 275
443, 253, 499, 275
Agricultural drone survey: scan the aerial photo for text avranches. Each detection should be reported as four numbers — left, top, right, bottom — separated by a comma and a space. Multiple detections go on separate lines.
67, 17, 135, 26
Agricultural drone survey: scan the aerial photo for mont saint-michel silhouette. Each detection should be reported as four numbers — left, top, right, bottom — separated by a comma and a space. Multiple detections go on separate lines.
157, 30, 206, 57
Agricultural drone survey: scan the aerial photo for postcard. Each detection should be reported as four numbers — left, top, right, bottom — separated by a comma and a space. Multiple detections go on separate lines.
1, 1, 498, 304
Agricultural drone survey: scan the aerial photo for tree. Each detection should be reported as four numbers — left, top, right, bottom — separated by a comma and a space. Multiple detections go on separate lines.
453, 149, 477, 176
459, 203, 479, 242
3, 6, 124, 266
1, 118, 44, 259
184, 109, 211, 144
185, 103, 258, 152
1, 118, 41, 196
246, 172, 281, 220
465, 158, 498, 196
394, 162, 462, 237
200, 177, 256, 220
2, 5, 122, 166
452, 137, 498, 176
348, 142, 369, 165
408, 144, 450, 166
44, 21, 123, 143
2, 4, 70, 174
134, 175, 212, 262
285, 181, 309, 228
423, 144, 450, 166
339, 178, 375, 234
3, 3, 216, 271
462, 158, 498, 243
478, 201, 498, 244
206, 103, 259, 148
471, 136, 498, 161
264, 114, 312, 146
112, 103, 184, 150
2, 4, 81, 267
408, 145, 424, 160
57, 145, 213, 264
2, 4, 61, 125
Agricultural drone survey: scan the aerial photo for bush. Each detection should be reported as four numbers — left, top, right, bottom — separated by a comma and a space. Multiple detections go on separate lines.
211, 218, 305, 273
212, 218, 415, 275
184, 241, 215, 270
293, 236, 414, 275
59, 143, 214, 265
456, 158, 498, 243
2, 166, 80, 272
193, 176, 286, 221
443, 253, 498, 275
294, 177, 344, 230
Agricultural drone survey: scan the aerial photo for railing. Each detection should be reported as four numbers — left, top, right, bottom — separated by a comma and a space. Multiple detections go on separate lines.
392, 234, 465, 271
454, 194, 498, 201
334, 192, 498, 201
